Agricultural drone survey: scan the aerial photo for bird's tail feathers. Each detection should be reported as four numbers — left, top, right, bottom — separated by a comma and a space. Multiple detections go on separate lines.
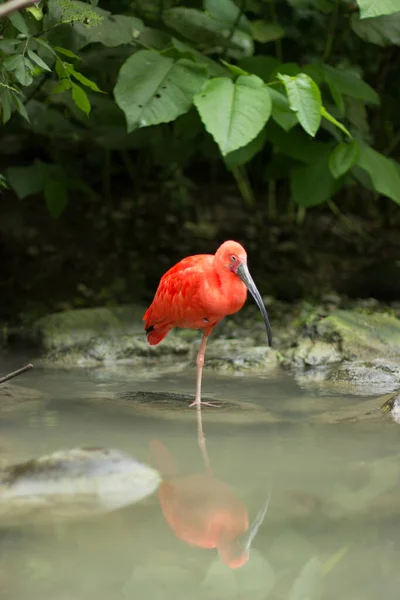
145, 325, 170, 345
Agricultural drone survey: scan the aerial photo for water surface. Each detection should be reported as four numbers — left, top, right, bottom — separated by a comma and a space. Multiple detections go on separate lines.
1, 355, 400, 600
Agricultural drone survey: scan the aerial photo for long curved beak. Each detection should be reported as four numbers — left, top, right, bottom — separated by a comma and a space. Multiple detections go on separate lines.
241, 492, 271, 552
237, 263, 272, 347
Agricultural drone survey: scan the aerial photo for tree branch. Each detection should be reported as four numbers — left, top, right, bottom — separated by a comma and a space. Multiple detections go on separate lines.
0, 363, 33, 384
0, 0, 38, 18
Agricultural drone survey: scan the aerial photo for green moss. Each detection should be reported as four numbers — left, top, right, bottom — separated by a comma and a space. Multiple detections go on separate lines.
316, 310, 400, 361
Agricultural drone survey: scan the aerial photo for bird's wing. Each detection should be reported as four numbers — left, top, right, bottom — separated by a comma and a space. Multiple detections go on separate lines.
143, 255, 213, 329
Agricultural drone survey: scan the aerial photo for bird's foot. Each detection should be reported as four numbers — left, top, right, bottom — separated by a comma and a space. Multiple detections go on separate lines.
189, 400, 221, 408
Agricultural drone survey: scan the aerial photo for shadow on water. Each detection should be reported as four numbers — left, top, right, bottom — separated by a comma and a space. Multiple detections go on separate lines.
2, 359, 400, 599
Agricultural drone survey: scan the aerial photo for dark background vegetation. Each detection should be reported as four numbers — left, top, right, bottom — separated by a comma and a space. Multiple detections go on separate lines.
1, 0, 400, 326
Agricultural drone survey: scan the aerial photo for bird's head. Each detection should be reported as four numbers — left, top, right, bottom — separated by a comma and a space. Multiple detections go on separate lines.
217, 491, 271, 569
217, 539, 250, 569
215, 241, 272, 347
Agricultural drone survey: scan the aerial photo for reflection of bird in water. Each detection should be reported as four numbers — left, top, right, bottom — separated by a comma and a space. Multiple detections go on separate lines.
143, 241, 272, 450
149, 439, 270, 569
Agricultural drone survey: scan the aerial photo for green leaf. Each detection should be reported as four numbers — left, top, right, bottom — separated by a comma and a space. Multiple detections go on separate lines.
7, 163, 45, 199
326, 80, 345, 114
204, 0, 251, 33
0, 88, 12, 123
44, 178, 68, 217
56, 60, 74, 78
321, 106, 351, 138
269, 88, 298, 131
55, 46, 81, 60
351, 12, 400, 46
15, 59, 33, 87
322, 65, 380, 105
114, 51, 208, 133
34, 38, 56, 55
12, 93, 30, 122
26, 5, 44, 20
238, 56, 279, 82
0, 39, 23, 51
194, 74, 272, 156
172, 38, 228, 77
265, 121, 330, 164
249, 21, 285, 43
51, 79, 72, 94
329, 140, 360, 178
271, 62, 301, 79
8, 12, 29, 35
291, 152, 341, 206
357, 144, 400, 204
3, 54, 24, 71
356, 0, 400, 19
278, 73, 322, 137
27, 49, 52, 72
224, 128, 268, 169
71, 70, 103, 92
0, 174, 9, 190
219, 59, 248, 78
163, 8, 253, 58
71, 83, 91, 115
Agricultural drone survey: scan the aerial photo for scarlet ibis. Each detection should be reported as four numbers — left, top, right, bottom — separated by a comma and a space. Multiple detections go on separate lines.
143, 241, 272, 412
149, 439, 270, 569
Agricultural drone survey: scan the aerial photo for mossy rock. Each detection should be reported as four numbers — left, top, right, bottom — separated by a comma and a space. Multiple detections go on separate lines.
296, 360, 400, 397
44, 332, 191, 365
19, 304, 148, 351
282, 338, 341, 369
204, 339, 279, 374
315, 310, 400, 361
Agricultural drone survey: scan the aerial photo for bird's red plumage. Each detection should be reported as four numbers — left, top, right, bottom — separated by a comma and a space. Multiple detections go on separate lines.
143, 245, 248, 345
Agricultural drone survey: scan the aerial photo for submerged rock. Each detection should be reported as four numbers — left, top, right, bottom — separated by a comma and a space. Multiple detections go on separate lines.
78, 391, 282, 425
0, 447, 161, 525
0, 383, 46, 415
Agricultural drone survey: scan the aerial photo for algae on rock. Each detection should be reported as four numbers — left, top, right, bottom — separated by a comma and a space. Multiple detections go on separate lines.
315, 310, 400, 361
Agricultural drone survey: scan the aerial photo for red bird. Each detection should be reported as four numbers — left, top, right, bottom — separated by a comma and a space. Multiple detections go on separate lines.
143, 241, 272, 411
149, 439, 270, 569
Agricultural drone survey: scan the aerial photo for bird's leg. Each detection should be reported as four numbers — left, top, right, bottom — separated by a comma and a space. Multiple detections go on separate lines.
189, 332, 220, 409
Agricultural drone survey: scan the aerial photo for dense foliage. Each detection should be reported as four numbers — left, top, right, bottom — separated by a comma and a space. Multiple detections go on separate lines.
1, 0, 400, 217
1, 0, 400, 322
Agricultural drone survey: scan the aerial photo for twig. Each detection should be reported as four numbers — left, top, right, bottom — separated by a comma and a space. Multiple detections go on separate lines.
0, 0, 39, 18
0, 363, 33, 384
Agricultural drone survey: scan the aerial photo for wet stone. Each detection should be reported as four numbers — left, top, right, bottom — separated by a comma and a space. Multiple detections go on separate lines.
0, 447, 161, 526
204, 339, 279, 374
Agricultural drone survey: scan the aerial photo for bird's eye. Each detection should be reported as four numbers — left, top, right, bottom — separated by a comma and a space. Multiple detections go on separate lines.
231, 255, 237, 261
